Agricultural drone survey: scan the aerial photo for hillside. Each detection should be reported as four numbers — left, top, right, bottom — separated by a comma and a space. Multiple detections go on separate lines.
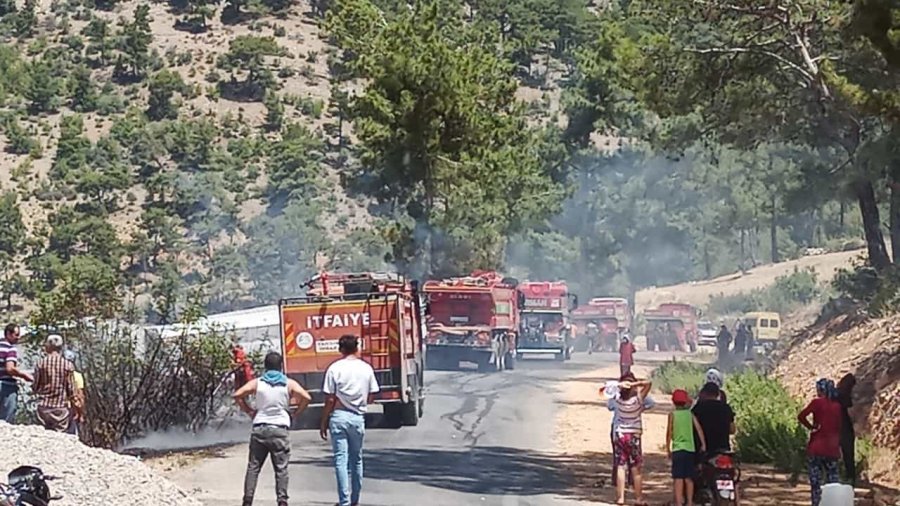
636, 248, 866, 312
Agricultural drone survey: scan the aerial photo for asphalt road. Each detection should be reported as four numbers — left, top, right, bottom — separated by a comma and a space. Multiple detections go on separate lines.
174, 352, 618, 506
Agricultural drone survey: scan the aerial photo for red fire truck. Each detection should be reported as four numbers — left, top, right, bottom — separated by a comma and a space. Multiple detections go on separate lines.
279, 272, 426, 428
643, 302, 699, 352
422, 271, 519, 372
571, 297, 631, 352
516, 281, 577, 361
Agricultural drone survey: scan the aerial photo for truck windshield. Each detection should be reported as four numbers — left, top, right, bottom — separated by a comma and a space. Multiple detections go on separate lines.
523, 313, 563, 328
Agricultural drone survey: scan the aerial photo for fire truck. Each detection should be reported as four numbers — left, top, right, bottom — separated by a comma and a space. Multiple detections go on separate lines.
571, 297, 631, 352
516, 281, 577, 361
643, 302, 699, 352
422, 271, 519, 372
279, 272, 427, 428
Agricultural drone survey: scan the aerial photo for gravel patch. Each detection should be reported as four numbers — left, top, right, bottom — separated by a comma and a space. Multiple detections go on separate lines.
0, 422, 202, 506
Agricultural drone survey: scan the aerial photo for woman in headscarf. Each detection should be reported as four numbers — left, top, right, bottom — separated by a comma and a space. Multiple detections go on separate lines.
798, 378, 842, 506
836, 373, 857, 486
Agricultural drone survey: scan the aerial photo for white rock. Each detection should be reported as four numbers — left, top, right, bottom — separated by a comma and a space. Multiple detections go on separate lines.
0, 422, 201, 506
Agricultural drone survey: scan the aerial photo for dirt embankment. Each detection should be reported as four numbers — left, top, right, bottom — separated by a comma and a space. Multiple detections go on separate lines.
554, 356, 818, 505
635, 249, 863, 311
774, 312, 900, 490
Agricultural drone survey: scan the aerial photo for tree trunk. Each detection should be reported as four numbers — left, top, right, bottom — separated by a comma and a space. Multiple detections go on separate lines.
855, 180, 891, 270
839, 199, 845, 232
703, 239, 711, 279
770, 194, 779, 263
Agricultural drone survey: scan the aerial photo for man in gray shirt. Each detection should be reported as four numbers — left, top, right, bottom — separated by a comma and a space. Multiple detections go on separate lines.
320, 335, 380, 506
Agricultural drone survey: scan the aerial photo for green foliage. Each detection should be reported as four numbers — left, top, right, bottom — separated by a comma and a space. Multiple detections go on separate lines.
650, 360, 707, 397
13, 0, 37, 38
217, 35, 285, 101
3, 118, 41, 156
83, 18, 115, 67
0, 192, 25, 255
263, 90, 283, 131
728, 371, 808, 475
24, 57, 62, 113
69, 65, 99, 112
51, 114, 91, 180
147, 69, 187, 121
707, 268, 821, 317
652, 361, 808, 475
328, 0, 564, 277
833, 263, 900, 316
114, 3, 153, 80
264, 123, 324, 205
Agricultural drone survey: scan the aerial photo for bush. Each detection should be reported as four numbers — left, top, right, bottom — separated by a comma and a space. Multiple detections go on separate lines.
651, 360, 707, 395
728, 371, 808, 475
833, 263, 900, 316
650, 361, 808, 475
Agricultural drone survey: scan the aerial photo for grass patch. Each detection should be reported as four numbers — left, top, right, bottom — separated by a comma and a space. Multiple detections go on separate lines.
650, 361, 808, 475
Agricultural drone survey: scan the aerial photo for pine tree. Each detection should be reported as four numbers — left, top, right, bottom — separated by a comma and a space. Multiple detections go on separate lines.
115, 4, 153, 80
69, 65, 99, 112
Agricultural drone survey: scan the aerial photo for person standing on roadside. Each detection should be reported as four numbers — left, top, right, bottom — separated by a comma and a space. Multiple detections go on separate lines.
320, 335, 380, 506
0, 323, 33, 423
836, 373, 857, 486
716, 324, 732, 363
63, 349, 85, 437
667, 389, 706, 506
608, 372, 653, 506
798, 378, 842, 506
235, 351, 311, 506
32, 334, 78, 432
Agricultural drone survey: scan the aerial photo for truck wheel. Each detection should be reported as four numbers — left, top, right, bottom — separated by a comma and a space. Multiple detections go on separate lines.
401, 385, 420, 426
554, 351, 565, 361
383, 403, 404, 428
477, 354, 493, 373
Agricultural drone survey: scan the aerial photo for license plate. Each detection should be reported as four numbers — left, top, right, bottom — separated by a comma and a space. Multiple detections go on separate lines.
716, 480, 735, 491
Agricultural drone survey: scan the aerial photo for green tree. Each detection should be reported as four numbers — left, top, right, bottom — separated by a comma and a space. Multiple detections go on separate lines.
115, 4, 154, 80
0, 0, 15, 17
24, 58, 62, 113
47, 207, 122, 266
13, 0, 36, 38
76, 137, 133, 214
147, 69, 186, 121
83, 19, 115, 67
328, 0, 564, 276
263, 91, 283, 132
217, 35, 285, 101
69, 65, 99, 112
0, 192, 25, 255
51, 115, 91, 180
2, 118, 40, 156
265, 123, 324, 206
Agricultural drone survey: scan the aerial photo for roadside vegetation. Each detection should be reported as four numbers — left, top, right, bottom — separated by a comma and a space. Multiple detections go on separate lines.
652, 361, 807, 475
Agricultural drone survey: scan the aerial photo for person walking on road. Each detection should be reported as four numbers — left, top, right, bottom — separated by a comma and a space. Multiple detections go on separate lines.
1, 323, 33, 424
836, 373, 857, 486
607, 372, 653, 506
798, 378, 843, 506
320, 335, 380, 506
235, 351, 311, 506
667, 389, 706, 506
619, 335, 635, 376
32, 334, 79, 432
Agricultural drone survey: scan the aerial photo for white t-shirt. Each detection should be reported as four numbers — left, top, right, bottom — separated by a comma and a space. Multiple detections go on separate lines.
323, 357, 380, 414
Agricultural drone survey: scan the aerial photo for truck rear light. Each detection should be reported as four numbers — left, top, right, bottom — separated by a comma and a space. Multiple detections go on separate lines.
377, 390, 401, 400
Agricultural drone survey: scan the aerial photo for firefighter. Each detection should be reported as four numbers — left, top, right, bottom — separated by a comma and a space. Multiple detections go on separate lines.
232, 344, 255, 391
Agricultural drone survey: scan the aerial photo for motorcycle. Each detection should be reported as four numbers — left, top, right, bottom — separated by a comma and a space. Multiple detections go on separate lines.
0, 466, 61, 506
696, 451, 741, 505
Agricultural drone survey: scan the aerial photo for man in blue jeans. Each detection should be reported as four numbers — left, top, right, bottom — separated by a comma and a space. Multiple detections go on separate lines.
320, 335, 380, 506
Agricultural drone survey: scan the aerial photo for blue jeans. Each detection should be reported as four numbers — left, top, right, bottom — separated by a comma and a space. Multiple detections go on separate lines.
329, 409, 365, 506
0, 381, 17, 423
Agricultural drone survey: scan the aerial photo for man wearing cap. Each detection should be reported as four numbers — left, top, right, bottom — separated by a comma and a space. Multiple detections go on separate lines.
1, 323, 33, 423
32, 335, 78, 432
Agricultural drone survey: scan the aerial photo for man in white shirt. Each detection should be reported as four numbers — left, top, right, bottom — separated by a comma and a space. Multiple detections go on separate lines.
320, 335, 380, 506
